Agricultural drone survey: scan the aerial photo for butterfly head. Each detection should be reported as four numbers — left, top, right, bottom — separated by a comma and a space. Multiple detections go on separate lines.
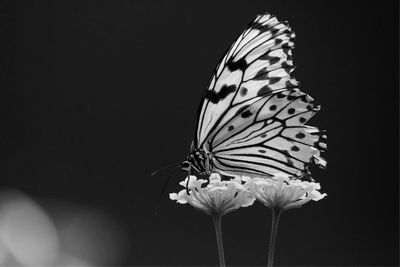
180, 156, 203, 174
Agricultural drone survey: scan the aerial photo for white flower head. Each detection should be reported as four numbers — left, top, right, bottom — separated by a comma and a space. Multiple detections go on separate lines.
247, 173, 327, 211
170, 173, 256, 216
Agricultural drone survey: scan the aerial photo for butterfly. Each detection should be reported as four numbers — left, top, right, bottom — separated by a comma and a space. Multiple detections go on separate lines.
180, 13, 327, 180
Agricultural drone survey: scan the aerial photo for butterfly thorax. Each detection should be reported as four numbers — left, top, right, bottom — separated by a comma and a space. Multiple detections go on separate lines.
181, 148, 214, 175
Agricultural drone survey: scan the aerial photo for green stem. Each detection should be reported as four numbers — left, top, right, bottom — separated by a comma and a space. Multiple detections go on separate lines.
267, 208, 281, 267
212, 213, 226, 267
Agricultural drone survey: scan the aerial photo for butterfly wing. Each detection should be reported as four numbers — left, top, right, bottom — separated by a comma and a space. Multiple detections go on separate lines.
194, 13, 326, 178
211, 89, 327, 177
195, 13, 297, 149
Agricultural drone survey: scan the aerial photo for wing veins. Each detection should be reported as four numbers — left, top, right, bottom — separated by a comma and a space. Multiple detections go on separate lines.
229, 123, 282, 145
209, 94, 273, 148
232, 20, 283, 58
221, 153, 303, 171
215, 156, 297, 175
212, 93, 302, 149
214, 157, 273, 176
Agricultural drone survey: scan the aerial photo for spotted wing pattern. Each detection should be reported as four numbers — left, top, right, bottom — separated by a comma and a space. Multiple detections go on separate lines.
211, 89, 327, 177
195, 13, 297, 148
193, 13, 327, 178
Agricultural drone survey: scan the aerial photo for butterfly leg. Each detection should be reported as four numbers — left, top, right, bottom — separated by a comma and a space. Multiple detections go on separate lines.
205, 156, 210, 174
185, 165, 192, 194
204, 150, 214, 174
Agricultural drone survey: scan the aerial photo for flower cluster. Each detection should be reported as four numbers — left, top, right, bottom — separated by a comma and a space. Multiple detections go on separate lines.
170, 173, 326, 215
170, 173, 327, 267
246, 173, 327, 211
169, 173, 255, 216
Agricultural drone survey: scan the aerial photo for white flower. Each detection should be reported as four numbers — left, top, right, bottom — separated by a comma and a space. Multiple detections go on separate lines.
169, 173, 256, 216
246, 173, 327, 210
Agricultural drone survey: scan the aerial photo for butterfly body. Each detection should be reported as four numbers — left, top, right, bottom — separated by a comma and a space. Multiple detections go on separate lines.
181, 148, 213, 175
180, 13, 327, 180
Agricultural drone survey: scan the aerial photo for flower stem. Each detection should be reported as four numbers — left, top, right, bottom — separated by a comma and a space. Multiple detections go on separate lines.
212, 214, 226, 267
267, 208, 281, 267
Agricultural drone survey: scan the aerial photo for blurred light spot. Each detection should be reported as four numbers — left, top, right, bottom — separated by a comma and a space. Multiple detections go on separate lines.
54, 253, 91, 267
60, 210, 130, 265
0, 189, 130, 266
0, 190, 59, 266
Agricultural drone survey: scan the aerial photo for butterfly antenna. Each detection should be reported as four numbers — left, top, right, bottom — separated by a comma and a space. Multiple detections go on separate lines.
151, 163, 178, 176
154, 165, 180, 216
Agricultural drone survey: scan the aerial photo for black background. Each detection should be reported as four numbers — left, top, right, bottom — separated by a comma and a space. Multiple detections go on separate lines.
0, 0, 398, 266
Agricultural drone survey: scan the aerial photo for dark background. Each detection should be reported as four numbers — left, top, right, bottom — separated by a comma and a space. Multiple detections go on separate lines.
0, 0, 398, 266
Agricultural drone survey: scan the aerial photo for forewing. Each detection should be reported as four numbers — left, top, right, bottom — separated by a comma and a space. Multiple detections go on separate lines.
195, 13, 297, 149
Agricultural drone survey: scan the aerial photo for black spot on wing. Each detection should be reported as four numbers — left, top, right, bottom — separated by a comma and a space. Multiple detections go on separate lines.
228, 125, 234, 131
282, 47, 290, 55
281, 61, 292, 69
277, 92, 286, 98
291, 145, 300, 152
260, 54, 280, 65
301, 95, 309, 103
252, 22, 273, 32
251, 22, 264, 30
270, 28, 280, 35
235, 105, 250, 116
253, 69, 268, 80
241, 110, 252, 118
286, 80, 297, 88
257, 85, 272, 96
280, 149, 291, 157
280, 149, 295, 166
295, 132, 305, 139
205, 84, 237, 104
240, 87, 248, 96
269, 77, 281, 84
227, 57, 247, 72
281, 43, 291, 49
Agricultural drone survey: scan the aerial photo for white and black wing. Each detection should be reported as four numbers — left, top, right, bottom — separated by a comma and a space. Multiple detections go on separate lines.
194, 13, 326, 177
211, 89, 327, 177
